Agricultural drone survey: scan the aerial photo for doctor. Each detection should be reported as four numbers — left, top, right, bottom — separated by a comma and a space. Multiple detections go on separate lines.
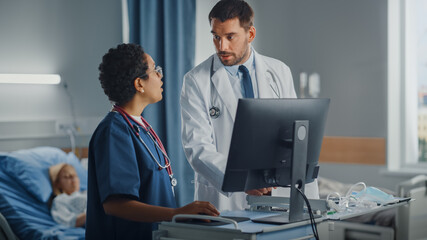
181, 0, 319, 211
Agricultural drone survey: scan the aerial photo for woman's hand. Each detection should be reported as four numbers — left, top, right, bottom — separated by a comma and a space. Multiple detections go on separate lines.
173, 201, 219, 217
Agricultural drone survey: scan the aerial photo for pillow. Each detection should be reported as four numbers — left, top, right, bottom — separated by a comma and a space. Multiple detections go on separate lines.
0, 146, 87, 203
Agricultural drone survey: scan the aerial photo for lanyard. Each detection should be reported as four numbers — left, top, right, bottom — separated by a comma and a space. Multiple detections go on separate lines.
112, 105, 177, 187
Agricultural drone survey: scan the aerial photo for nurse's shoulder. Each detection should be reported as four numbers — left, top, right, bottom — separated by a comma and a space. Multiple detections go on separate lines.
92, 112, 131, 137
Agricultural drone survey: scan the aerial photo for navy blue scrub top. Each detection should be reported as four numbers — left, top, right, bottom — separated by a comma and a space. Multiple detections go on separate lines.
85, 112, 176, 240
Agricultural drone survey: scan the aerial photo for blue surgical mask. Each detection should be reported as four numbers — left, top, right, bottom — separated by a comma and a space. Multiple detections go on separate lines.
354, 186, 396, 205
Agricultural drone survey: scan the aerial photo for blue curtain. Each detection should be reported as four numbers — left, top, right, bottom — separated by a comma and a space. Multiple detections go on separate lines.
127, 0, 196, 206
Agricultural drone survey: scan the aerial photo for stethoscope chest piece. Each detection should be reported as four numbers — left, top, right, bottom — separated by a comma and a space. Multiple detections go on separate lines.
209, 106, 220, 119
171, 177, 177, 187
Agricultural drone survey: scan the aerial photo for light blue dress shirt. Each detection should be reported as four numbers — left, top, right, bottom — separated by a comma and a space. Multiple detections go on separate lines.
224, 49, 258, 100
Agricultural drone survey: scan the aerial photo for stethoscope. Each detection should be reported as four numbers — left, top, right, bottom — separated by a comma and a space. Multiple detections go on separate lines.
112, 105, 177, 187
208, 60, 282, 119
209, 106, 220, 119
208, 73, 281, 119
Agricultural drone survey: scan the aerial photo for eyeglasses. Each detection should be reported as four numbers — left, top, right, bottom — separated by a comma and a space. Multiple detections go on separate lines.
141, 66, 163, 78
152, 66, 163, 76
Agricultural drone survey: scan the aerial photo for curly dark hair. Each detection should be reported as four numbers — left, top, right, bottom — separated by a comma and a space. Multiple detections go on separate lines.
98, 43, 149, 106
208, 0, 254, 31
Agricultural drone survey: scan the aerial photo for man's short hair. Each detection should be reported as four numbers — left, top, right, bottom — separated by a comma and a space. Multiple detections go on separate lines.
208, 0, 254, 31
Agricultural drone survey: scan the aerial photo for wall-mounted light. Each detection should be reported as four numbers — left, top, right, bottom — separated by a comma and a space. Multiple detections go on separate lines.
0, 74, 61, 84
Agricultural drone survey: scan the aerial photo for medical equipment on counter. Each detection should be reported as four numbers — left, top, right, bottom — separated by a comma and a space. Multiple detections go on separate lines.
153, 195, 407, 240
325, 182, 408, 219
113, 105, 177, 187
244, 181, 407, 220
153, 180, 410, 240
246, 195, 328, 213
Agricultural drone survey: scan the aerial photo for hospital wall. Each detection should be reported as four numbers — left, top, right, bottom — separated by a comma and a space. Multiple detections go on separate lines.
0, 0, 121, 151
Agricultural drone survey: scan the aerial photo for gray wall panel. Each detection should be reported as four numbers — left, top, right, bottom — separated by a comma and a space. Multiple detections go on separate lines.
0, 0, 122, 150
252, 0, 387, 138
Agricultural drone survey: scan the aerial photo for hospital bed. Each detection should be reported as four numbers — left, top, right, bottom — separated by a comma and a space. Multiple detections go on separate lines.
0, 146, 87, 240
396, 174, 427, 240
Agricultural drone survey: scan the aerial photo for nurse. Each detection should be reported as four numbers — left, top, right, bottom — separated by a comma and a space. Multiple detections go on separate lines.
86, 43, 219, 240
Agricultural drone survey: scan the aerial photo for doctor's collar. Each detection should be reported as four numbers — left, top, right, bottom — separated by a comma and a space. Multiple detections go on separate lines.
224, 49, 254, 76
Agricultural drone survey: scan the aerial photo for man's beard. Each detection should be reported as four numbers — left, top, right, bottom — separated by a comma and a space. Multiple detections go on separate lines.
217, 46, 249, 66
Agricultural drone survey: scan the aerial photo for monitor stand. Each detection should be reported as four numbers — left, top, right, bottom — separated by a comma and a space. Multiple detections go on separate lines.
252, 120, 321, 224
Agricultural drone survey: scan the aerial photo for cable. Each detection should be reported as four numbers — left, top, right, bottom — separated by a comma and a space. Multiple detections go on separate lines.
297, 188, 319, 240
62, 80, 78, 130
277, 182, 319, 239
65, 128, 76, 156
297, 187, 319, 240
62, 80, 81, 157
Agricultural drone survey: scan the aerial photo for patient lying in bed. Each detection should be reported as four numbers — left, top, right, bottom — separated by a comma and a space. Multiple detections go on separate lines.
0, 146, 87, 239
49, 163, 87, 228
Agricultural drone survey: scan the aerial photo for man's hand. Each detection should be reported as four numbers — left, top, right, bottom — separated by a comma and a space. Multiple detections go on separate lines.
245, 187, 273, 196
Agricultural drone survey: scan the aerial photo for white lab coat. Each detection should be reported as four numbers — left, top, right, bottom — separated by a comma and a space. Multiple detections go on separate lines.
180, 49, 319, 211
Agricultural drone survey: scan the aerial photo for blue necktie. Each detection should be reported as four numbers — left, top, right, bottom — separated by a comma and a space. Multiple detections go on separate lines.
239, 65, 254, 98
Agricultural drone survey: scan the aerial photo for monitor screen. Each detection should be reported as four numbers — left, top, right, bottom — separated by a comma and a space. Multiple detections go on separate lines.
222, 98, 330, 193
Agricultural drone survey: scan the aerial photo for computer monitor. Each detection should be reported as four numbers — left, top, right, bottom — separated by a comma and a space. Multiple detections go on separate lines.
222, 98, 330, 224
